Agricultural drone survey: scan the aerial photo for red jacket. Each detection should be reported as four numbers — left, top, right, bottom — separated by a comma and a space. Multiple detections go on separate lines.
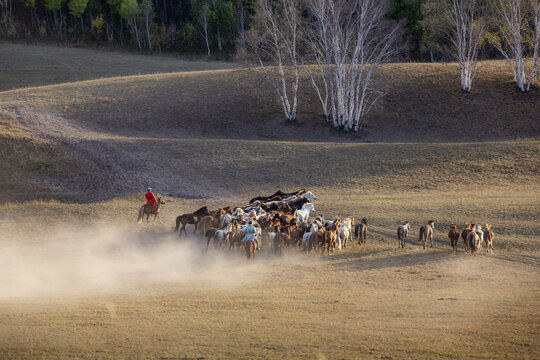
145, 192, 157, 209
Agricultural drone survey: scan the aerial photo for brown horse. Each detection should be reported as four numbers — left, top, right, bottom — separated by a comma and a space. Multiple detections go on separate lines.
323, 223, 338, 255
198, 208, 226, 236
484, 224, 494, 254
467, 231, 481, 255
273, 232, 290, 255
419, 220, 435, 249
354, 217, 368, 244
448, 224, 460, 252
309, 231, 325, 254
137, 197, 165, 225
245, 240, 257, 263
461, 223, 472, 252
175, 206, 210, 236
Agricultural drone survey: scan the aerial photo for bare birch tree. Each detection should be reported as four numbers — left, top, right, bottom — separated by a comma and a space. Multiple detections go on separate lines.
447, 0, 484, 92
527, 0, 539, 90
496, 0, 539, 92
246, 0, 300, 122
305, 0, 401, 132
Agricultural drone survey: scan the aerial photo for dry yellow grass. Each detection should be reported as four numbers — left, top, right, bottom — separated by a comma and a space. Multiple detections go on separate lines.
0, 44, 539, 359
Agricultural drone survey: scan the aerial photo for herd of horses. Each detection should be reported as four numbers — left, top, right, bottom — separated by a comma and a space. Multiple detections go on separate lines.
397, 221, 494, 255
168, 189, 495, 262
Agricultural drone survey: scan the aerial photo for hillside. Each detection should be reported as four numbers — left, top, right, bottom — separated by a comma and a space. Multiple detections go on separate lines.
1, 44, 539, 203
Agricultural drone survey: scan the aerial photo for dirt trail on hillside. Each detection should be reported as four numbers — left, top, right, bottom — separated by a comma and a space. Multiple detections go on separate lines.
1, 104, 232, 201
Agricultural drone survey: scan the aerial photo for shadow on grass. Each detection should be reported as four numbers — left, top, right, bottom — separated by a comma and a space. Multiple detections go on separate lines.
326, 249, 451, 272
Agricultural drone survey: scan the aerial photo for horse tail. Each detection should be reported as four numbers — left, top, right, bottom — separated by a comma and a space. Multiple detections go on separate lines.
419, 227, 425, 243
175, 216, 181, 231
137, 206, 145, 224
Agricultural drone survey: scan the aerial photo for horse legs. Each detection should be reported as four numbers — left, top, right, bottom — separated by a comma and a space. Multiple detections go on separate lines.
429, 234, 434, 248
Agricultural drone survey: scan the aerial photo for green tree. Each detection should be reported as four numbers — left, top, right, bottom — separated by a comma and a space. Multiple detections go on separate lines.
120, 0, 141, 48
69, 0, 89, 36
140, 0, 154, 49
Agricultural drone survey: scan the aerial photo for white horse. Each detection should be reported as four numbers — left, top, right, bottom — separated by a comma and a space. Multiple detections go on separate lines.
296, 202, 315, 223
214, 223, 233, 247
282, 195, 297, 203
232, 207, 245, 217
474, 224, 484, 251
219, 213, 233, 228
301, 191, 317, 201
338, 218, 354, 249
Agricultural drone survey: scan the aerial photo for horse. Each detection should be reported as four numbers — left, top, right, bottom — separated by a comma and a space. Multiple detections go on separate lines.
354, 218, 368, 245
323, 222, 339, 255
467, 231, 481, 255
301, 191, 317, 201
474, 224, 484, 251
212, 223, 234, 249
273, 232, 290, 255
198, 208, 226, 236
309, 230, 325, 254
175, 206, 210, 235
249, 189, 307, 204
484, 224, 494, 254
338, 217, 354, 249
461, 223, 472, 252
448, 224, 460, 252
245, 240, 257, 263
397, 221, 410, 248
290, 197, 310, 211
137, 197, 165, 225
419, 221, 435, 249
295, 202, 315, 223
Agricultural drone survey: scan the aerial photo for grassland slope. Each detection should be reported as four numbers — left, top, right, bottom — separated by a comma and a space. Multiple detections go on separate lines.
0, 44, 539, 202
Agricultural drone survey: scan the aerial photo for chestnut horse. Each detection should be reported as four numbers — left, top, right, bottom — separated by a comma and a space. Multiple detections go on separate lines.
137, 197, 165, 225
484, 224, 494, 254
467, 231, 481, 255
245, 240, 257, 263
448, 224, 460, 252
198, 208, 226, 236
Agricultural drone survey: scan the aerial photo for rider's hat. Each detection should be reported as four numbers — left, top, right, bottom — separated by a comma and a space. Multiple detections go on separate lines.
147, 187, 152, 192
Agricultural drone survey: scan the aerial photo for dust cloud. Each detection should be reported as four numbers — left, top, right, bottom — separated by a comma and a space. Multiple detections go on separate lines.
0, 224, 264, 300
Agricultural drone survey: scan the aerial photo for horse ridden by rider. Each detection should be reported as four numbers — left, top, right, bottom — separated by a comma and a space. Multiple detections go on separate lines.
138, 187, 165, 225
242, 220, 261, 251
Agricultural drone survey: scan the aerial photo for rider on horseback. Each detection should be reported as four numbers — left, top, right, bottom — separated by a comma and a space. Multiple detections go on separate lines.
242, 220, 260, 251
145, 187, 158, 211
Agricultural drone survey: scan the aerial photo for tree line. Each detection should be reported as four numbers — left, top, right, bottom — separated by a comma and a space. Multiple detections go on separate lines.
1, 0, 538, 131
1, 0, 538, 63
245, 0, 538, 132
0, 0, 257, 55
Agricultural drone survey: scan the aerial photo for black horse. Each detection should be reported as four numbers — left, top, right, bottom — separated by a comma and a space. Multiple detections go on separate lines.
175, 206, 210, 236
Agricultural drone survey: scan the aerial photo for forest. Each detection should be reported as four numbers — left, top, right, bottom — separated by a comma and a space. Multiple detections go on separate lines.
0, 0, 538, 62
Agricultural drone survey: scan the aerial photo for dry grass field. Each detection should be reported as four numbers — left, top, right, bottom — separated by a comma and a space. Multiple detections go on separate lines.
0, 43, 539, 359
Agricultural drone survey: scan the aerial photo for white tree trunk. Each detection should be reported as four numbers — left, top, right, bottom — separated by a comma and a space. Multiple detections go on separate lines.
145, 13, 152, 50
497, 0, 528, 92
527, 0, 540, 90
203, 12, 210, 57
306, 0, 399, 131
251, 0, 300, 122
448, 0, 483, 92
